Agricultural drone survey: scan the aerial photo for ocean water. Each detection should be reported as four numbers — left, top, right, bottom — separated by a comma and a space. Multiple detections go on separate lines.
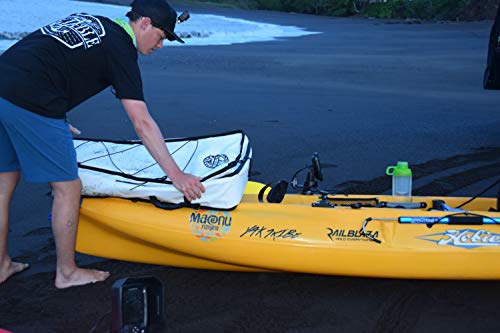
0, 0, 319, 50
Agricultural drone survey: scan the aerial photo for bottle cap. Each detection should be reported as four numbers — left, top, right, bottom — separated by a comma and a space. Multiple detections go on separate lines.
386, 161, 412, 176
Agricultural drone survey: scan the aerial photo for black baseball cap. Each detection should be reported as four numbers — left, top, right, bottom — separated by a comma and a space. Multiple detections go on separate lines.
130, 0, 184, 43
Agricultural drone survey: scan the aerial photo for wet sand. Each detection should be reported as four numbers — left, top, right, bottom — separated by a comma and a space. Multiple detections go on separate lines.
1, 2, 499, 332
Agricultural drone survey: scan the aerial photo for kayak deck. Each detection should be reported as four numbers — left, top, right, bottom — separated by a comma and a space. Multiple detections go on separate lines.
76, 193, 500, 280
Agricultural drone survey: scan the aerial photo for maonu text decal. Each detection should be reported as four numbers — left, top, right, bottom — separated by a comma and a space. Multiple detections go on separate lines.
418, 229, 500, 249
189, 210, 231, 242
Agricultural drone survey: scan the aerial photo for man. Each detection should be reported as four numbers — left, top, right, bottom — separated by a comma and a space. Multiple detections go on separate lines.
0, 0, 205, 289
483, 3, 500, 89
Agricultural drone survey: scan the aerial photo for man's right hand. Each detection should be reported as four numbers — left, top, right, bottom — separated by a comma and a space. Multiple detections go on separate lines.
171, 172, 206, 202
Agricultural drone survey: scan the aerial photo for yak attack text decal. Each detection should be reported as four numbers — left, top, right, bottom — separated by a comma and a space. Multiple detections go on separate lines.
418, 229, 500, 249
240, 225, 301, 241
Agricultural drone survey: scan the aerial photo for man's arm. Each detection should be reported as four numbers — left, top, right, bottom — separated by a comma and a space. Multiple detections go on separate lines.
121, 99, 205, 201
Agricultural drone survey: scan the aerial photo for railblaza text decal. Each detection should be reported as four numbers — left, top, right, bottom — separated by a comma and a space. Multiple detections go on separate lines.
240, 225, 301, 241
189, 210, 232, 242
418, 229, 500, 249
327, 228, 379, 242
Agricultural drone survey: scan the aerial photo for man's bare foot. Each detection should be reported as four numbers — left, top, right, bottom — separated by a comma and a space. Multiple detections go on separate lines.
0, 259, 30, 284
55, 268, 110, 289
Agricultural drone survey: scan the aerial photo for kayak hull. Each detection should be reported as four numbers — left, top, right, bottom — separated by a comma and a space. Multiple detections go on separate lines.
76, 192, 500, 280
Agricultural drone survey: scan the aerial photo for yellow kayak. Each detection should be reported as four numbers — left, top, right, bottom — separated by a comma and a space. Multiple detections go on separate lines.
76, 181, 500, 280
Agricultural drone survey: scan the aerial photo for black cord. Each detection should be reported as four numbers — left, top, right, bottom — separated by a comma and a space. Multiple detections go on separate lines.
124, 140, 196, 190
79, 142, 141, 165
290, 163, 337, 191
455, 178, 500, 209
361, 217, 382, 243
77, 139, 197, 191
74, 140, 91, 149
181, 140, 198, 172
131, 140, 193, 176
290, 166, 309, 191
87, 311, 111, 333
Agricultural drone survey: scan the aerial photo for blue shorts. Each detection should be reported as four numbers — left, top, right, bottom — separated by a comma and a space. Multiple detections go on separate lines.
0, 98, 78, 183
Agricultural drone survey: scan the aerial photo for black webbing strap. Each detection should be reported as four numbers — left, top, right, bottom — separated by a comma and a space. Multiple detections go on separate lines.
149, 196, 200, 210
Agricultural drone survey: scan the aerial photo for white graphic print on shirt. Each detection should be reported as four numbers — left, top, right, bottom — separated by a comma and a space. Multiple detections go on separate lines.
40, 13, 106, 49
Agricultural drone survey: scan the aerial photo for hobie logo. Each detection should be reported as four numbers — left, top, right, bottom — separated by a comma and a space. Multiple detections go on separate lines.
418, 229, 500, 249
189, 210, 232, 242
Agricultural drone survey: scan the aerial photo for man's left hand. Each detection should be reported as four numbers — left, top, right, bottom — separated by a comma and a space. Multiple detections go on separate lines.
69, 124, 81, 135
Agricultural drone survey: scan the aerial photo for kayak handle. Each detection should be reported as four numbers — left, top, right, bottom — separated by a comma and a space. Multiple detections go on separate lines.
361, 218, 382, 243
325, 196, 379, 208
378, 202, 427, 209
361, 217, 397, 244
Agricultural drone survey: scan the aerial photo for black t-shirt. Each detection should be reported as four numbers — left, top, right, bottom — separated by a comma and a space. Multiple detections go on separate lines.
0, 13, 144, 119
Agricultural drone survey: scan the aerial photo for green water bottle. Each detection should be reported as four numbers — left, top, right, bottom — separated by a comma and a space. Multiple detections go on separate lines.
386, 161, 412, 202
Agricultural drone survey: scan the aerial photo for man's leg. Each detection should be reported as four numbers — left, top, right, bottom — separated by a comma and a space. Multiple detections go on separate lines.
0, 171, 29, 284
50, 178, 109, 289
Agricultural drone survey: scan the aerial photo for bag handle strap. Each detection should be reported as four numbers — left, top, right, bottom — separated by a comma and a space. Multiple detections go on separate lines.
149, 196, 200, 210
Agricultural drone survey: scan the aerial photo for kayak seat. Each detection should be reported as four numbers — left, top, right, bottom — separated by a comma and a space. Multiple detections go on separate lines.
258, 180, 288, 203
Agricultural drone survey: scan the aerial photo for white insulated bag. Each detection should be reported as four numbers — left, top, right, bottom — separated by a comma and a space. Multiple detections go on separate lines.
74, 130, 251, 210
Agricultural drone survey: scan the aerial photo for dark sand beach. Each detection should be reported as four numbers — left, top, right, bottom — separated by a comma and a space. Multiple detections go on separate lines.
1, 1, 499, 332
